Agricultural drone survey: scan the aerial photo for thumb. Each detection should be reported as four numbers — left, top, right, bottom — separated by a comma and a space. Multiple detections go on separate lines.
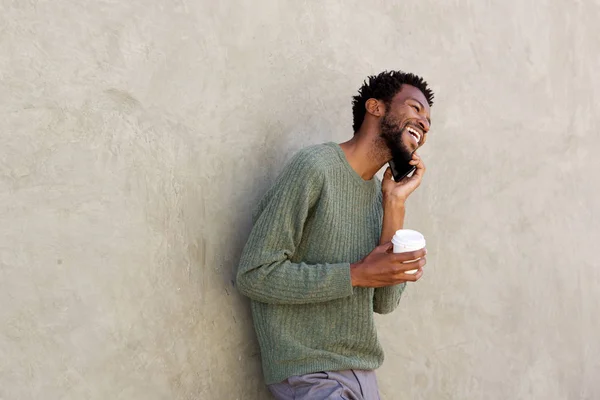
383, 167, 393, 181
378, 241, 394, 253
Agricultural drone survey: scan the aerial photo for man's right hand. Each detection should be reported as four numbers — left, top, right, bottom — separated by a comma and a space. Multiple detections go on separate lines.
350, 242, 426, 287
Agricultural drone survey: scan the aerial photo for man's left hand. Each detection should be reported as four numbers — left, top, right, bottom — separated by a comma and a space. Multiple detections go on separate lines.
382, 152, 426, 205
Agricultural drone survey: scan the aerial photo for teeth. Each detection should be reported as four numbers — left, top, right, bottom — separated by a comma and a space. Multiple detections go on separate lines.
407, 127, 421, 143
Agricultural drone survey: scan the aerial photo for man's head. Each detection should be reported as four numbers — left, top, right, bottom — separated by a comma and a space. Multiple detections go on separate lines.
352, 70, 434, 160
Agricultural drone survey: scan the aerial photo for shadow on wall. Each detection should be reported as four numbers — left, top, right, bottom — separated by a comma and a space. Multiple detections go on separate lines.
168, 70, 336, 394
227, 107, 313, 283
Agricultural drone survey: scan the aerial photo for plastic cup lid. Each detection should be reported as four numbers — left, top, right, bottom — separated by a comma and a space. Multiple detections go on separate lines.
391, 229, 426, 247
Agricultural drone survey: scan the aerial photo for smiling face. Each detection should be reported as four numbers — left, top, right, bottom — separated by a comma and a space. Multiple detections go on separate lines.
379, 85, 431, 160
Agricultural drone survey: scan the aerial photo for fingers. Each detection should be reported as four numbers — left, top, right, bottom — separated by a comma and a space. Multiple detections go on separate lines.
408, 153, 426, 184
402, 268, 424, 282
412, 156, 426, 178
392, 248, 427, 263
386, 267, 424, 284
395, 257, 426, 273
409, 152, 420, 166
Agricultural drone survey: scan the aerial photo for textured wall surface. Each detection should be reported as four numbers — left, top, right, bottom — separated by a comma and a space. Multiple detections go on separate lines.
1, 1, 599, 399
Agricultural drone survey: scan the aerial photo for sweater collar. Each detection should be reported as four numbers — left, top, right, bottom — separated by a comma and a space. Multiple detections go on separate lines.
325, 142, 379, 190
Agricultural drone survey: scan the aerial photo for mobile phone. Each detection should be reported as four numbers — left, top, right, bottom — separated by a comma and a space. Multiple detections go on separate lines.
389, 152, 416, 182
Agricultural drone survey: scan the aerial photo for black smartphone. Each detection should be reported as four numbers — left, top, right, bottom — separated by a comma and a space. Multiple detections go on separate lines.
389, 152, 415, 182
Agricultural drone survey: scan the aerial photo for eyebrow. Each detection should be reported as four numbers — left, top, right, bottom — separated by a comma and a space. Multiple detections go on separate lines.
408, 98, 431, 125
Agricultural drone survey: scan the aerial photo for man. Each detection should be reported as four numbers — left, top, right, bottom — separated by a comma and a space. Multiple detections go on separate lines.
237, 70, 434, 399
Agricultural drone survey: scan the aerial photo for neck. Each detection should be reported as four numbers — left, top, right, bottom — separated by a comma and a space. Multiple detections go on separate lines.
339, 131, 390, 180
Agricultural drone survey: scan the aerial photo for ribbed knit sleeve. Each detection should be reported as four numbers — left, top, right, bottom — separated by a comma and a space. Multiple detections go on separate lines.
373, 283, 407, 314
236, 150, 354, 305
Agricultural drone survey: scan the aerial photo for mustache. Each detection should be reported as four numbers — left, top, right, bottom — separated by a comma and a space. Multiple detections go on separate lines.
382, 120, 422, 138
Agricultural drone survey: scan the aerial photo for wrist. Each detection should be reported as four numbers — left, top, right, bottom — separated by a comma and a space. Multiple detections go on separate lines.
349, 262, 364, 287
383, 195, 406, 209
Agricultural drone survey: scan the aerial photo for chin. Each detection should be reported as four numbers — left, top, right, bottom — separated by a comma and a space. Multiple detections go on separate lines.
390, 143, 413, 161
400, 139, 416, 154
401, 132, 420, 153
402, 140, 414, 151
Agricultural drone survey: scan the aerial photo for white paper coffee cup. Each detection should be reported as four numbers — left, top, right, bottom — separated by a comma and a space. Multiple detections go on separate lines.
391, 229, 426, 274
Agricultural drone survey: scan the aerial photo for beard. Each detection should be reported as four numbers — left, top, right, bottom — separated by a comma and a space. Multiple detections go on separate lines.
380, 113, 413, 162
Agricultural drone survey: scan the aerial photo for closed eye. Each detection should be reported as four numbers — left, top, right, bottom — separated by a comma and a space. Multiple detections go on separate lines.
411, 105, 420, 112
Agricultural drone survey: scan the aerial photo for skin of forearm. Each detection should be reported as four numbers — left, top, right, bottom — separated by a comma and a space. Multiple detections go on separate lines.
379, 199, 406, 244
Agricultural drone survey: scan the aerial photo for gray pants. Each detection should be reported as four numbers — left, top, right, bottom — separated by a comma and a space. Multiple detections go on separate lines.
268, 370, 381, 400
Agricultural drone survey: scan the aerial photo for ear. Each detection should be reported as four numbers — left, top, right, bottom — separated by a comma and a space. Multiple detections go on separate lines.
365, 98, 385, 117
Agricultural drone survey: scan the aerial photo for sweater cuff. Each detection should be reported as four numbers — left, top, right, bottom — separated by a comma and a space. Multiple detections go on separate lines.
331, 262, 354, 298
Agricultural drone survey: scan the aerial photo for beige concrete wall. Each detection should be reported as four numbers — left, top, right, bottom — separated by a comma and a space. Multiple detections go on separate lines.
1, 1, 599, 399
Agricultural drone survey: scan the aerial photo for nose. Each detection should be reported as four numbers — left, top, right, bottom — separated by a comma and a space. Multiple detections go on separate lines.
416, 116, 430, 133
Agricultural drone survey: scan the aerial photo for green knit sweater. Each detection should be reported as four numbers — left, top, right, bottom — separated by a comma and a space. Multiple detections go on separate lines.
236, 142, 406, 385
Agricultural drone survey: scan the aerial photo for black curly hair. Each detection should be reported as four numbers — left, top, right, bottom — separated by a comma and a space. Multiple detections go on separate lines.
352, 70, 434, 133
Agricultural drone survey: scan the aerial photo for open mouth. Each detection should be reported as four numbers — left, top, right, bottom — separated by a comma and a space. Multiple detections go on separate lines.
406, 126, 422, 145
